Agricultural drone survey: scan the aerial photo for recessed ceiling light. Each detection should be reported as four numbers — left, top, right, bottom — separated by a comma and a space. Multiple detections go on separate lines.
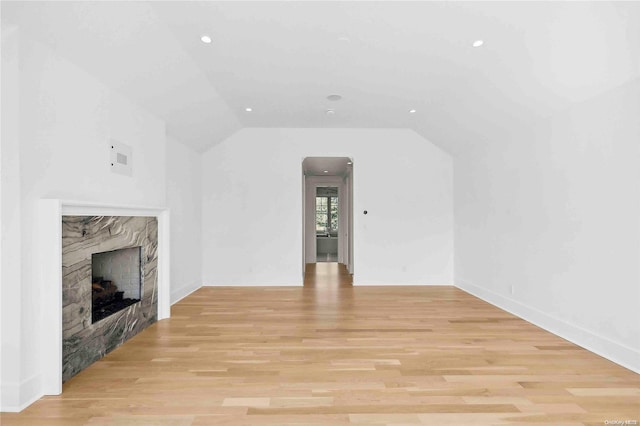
326, 109, 335, 115
472, 40, 484, 48
323, 170, 329, 173
200, 35, 212, 44
245, 107, 253, 112
327, 94, 342, 101
409, 109, 417, 114
347, 161, 352, 165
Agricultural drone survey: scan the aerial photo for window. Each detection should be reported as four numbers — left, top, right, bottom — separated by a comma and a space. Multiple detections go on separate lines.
316, 196, 338, 233
316, 196, 327, 232
330, 196, 338, 230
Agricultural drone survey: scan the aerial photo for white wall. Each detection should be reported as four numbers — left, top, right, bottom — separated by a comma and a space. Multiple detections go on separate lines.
1, 33, 167, 411
1, 25, 23, 411
454, 77, 640, 373
18, 40, 166, 207
166, 136, 202, 303
202, 128, 453, 286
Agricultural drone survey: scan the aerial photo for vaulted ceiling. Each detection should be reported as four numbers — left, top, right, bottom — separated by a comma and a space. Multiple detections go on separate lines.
3, 1, 639, 154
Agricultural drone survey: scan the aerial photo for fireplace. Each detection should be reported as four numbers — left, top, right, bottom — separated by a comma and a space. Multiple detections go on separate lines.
91, 247, 142, 323
36, 200, 169, 397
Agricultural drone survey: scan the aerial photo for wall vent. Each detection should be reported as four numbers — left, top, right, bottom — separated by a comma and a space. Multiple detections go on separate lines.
110, 139, 132, 176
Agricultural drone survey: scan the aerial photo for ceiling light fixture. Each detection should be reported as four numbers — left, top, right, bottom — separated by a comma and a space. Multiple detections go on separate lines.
245, 107, 253, 112
323, 170, 329, 173
472, 40, 484, 48
409, 109, 417, 114
200, 35, 212, 44
326, 109, 335, 115
327, 94, 342, 101
347, 161, 352, 165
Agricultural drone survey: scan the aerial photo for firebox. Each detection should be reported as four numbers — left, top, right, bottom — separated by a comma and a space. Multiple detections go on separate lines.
91, 246, 142, 323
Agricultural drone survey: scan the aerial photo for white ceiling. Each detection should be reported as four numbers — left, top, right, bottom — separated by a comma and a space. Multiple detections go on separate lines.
302, 157, 352, 177
3, 1, 639, 154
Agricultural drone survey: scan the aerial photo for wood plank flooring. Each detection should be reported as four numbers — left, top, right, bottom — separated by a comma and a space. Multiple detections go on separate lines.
304, 262, 353, 288
2, 263, 638, 425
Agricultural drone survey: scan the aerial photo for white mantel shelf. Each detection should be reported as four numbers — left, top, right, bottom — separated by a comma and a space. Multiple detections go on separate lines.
37, 199, 171, 396
59, 199, 168, 215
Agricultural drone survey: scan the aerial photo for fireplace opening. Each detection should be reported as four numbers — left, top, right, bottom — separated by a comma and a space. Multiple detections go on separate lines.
91, 246, 142, 323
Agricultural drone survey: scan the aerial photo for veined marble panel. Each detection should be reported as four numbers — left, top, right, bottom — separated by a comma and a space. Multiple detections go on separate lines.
62, 216, 158, 382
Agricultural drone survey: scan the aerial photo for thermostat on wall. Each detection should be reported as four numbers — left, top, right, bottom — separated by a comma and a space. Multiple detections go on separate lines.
110, 140, 132, 176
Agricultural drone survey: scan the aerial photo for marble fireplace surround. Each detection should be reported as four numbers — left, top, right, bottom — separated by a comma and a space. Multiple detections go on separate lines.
38, 200, 170, 396
63, 215, 156, 382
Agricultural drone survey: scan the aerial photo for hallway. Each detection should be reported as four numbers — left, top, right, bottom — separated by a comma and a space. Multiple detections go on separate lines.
304, 262, 353, 288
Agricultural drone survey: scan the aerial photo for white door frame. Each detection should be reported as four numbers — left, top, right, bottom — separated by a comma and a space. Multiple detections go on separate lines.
301, 158, 354, 278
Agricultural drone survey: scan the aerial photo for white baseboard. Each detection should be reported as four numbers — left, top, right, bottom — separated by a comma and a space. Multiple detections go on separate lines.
0, 374, 42, 413
170, 281, 201, 305
202, 282, 302, 287
352, 282, 448, 286
455, 278, 640, 374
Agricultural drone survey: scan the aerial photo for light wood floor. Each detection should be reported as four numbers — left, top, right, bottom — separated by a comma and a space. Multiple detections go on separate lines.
2, 264, 638, 425
304, 262, 353, 288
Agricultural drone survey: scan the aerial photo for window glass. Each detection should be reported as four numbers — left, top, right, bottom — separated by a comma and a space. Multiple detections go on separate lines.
330, 196, 339, 231
316, 197, 328, 232
316, 195, 339, 233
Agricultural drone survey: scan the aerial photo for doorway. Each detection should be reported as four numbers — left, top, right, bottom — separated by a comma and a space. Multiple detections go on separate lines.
302, 157, 353, 283
315, 186, 339, 262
